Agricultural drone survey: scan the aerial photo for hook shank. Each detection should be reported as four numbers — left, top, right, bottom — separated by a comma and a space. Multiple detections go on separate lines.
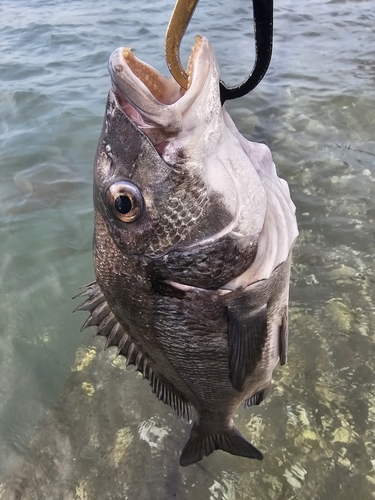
219, 0, 273, 103
165, 0, 199, 89
164, 0, 273, 103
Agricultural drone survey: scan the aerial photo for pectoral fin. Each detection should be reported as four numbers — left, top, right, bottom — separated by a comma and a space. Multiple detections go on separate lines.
228, 304, 268, 392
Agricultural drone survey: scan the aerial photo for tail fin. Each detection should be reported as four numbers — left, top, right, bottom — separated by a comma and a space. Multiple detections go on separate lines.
179, 423, 263, 467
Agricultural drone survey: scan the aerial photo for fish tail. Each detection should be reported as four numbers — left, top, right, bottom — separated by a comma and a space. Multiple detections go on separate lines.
179, 422, 263, 467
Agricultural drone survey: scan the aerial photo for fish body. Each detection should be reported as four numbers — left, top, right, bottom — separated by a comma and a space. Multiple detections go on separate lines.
77, 37, 298, 466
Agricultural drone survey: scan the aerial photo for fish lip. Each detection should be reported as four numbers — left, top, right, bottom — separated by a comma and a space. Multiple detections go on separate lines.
107, 37, 217, 130
108, 47, 182, 107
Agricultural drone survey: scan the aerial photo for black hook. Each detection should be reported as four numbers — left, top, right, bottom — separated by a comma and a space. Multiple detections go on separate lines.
219, 0, 273, 104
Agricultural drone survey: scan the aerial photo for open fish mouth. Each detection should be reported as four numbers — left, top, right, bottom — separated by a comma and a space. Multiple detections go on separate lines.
110, 46, 183, 118
119, 37, 201, 103
108, 36, 218, 142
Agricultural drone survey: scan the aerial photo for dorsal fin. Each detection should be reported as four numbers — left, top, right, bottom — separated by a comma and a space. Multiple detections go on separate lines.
74, 281, 193, 422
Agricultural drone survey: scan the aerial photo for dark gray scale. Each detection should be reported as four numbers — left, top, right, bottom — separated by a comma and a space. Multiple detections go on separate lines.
75, 281, 193, 423
151, 235, 258, 290
78, 86, 296, 467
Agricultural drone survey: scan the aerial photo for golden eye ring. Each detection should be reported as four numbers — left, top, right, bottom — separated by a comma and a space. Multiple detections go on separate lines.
107, 181, 143, 223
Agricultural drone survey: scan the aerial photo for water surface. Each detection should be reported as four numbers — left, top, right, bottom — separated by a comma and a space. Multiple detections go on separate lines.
0, 0, 374, 498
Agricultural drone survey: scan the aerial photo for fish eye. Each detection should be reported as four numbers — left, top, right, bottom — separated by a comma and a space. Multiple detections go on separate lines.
107, 181, 143, 222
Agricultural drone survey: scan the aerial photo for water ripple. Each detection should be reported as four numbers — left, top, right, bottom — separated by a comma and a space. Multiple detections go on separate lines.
0, 0, 374, 498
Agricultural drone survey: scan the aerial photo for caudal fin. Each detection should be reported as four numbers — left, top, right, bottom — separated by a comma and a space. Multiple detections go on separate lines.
179, 423, 263, 467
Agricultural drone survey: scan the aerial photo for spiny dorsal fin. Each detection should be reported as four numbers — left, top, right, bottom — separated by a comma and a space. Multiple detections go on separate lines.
75, 281, 193, 422
227, 304, 268, 392
104, 322, 123, 350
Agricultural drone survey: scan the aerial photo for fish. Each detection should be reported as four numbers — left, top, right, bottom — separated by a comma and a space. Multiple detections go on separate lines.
75, 35, 298, 467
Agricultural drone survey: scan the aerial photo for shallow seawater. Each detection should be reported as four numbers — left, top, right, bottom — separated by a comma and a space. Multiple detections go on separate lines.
0, 0, 374, 498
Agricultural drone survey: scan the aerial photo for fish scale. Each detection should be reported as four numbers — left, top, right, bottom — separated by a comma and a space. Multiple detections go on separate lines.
77, 36, 298, 466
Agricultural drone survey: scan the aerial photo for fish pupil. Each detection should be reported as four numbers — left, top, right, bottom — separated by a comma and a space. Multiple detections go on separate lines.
115, 195, 132, 214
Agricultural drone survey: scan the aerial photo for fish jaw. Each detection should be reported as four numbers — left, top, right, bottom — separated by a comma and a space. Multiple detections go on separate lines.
108, 36, 221, 144
96, 38, 271, 289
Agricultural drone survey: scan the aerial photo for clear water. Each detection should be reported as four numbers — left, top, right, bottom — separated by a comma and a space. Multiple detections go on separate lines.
0, 0, 374, 498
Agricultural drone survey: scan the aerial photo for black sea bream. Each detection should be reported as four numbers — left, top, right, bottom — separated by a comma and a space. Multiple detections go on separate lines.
76, 36, 298, 466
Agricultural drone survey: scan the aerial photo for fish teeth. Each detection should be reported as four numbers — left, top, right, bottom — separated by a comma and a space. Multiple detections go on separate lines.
186, 35, 202, 91
122, 47, 164, 101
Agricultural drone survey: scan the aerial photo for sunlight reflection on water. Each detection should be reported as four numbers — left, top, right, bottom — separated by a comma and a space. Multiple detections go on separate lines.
0, 0, 374, 498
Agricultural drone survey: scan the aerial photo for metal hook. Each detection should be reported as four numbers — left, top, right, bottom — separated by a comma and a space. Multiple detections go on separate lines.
165, 0, 273, 104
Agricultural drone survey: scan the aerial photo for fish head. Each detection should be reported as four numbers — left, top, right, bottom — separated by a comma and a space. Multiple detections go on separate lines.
94, 37, 279, 289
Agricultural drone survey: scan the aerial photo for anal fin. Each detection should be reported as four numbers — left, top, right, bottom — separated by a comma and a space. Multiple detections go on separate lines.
179, 423, 263, 467
244, 382, 272, 408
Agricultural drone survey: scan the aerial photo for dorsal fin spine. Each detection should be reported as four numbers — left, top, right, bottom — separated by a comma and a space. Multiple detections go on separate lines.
76, 281, 193, 423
